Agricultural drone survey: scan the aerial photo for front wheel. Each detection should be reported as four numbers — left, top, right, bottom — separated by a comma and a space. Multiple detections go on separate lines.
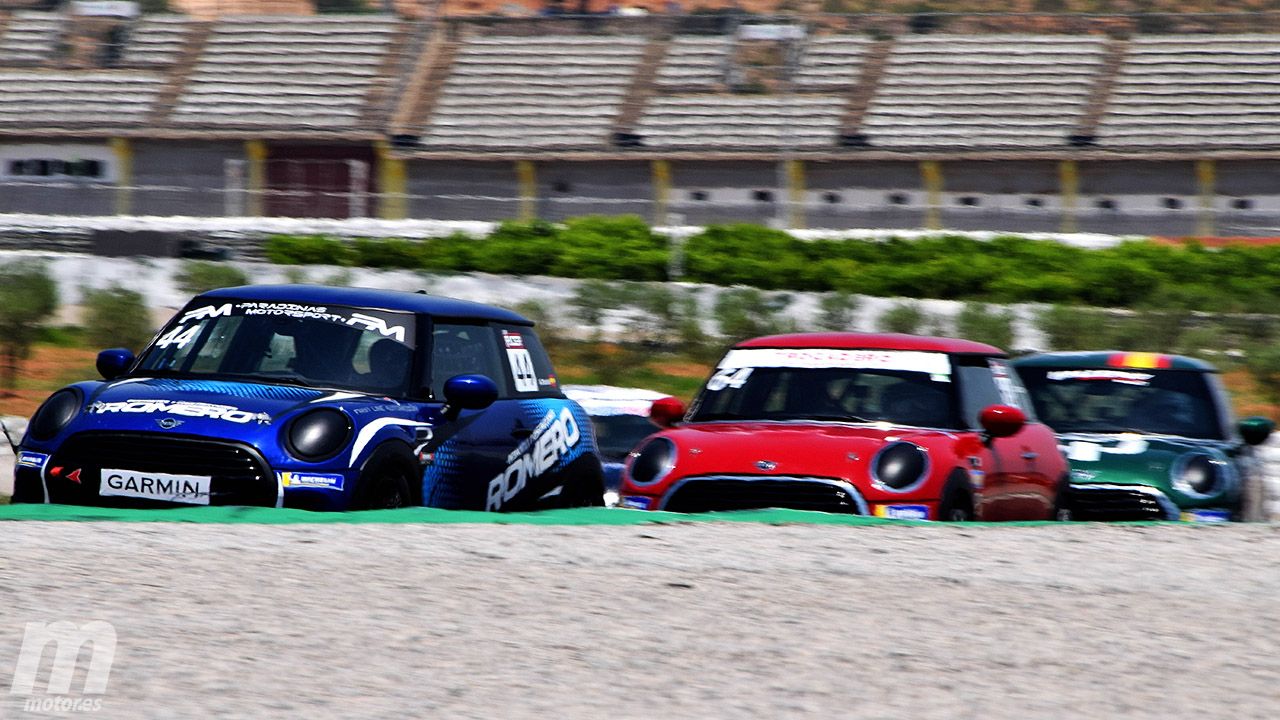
937, 471, 974, 522
1052, 477, 1074, 521
352, 455, 414, 510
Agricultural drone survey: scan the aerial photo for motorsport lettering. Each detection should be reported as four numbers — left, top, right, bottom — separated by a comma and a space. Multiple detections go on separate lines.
487, 408, 581, 511
89, 399, 271, 425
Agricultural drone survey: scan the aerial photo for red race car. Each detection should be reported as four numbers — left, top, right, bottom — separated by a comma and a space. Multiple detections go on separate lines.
619, 333, 1069, 521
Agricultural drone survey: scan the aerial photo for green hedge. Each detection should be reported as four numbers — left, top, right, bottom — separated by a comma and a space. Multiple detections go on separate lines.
263, 217, 1280, 312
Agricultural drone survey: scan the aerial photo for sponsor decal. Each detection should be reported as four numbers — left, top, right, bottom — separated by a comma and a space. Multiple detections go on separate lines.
49, 467, 81, 484
99, 468, 211, 505
89, 399, 271, 425
507, 348, 539, 393
487, 407, 582, 510
717, 348, 951, 376
279, 471, 345, 491
1047, 369, 1154, 386
170, 301, 410, 348
502, 331, 525, 348
1070, 468, 1098, 482
988, 359, 1030, 409
874, 504, 931, 520
1064, 437, 1149, 462
15, 451, 48, 469
619, 496, 653, 510
1181, 508, 1231, 523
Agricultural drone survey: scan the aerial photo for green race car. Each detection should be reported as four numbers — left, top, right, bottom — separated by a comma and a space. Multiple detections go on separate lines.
1013, 352, 1274, 522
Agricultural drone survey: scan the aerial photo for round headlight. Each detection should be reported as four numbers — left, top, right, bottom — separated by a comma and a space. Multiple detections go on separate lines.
873, 442, 929, 492
28, 389, 82, 441
628, 437, 676, 487
285, 409, 352, 461
1172, 453, 1225, 498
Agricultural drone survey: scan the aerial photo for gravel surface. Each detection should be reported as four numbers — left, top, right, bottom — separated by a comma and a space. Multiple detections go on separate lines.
2, 521, 1280, 718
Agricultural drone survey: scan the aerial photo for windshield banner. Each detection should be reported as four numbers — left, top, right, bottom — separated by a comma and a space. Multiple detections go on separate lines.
163, 300, 414, 349
717, 348, 951, 376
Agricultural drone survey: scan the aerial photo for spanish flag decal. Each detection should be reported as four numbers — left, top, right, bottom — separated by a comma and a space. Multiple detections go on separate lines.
1108, 352, 1171, 369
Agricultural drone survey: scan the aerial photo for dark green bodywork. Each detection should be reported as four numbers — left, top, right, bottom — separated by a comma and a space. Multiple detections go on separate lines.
1013, 351, 1270, 521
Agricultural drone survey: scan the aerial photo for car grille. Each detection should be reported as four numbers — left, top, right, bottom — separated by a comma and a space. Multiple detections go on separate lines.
46, 432, 276, 507
661, 476, 863, 514
1070, 486, 1175, 521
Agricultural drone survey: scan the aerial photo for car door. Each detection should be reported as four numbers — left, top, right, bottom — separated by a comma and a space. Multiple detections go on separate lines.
955, 356, 1054, 520
419, 321, 596, 510
418, 320, 512, 509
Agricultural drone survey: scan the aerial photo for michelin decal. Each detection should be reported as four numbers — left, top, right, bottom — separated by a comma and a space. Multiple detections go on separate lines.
486, 407, 582, 510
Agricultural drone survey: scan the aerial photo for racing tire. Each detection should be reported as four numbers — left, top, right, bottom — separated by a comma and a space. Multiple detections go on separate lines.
937, 470, 974, 522
1052, 476, 1074, 522
353, 449, 417, 511
538, 455, 606, 510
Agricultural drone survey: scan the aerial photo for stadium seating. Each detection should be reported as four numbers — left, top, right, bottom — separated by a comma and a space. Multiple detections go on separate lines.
656, 35, 732, 87
1097, 35, 1280, 147
169, 15, 397, 129
0, 11, 62, 64
0, 70, 165, 125
422, 34, 647, 148
122, 15, 192, 66
793, 35, 869, 88
634, 95, 846, 149
859, 34, 1108, 148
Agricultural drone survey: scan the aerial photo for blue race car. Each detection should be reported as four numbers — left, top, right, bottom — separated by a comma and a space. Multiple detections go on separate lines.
12, 285, 604, 511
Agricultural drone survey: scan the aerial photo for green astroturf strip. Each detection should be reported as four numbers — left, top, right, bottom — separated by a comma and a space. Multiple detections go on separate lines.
0, 503, 1174, 526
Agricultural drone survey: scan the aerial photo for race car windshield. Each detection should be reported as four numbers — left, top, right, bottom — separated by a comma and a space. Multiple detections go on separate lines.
1017, 367, 1222, 439
691, 365, 960, 428
135, 300, 417, 397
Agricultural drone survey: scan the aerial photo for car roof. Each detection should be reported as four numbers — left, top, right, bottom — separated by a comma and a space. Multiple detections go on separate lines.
201, 284, 531, 325
737, 332, 1005, 356
1012, 351, 1217, 372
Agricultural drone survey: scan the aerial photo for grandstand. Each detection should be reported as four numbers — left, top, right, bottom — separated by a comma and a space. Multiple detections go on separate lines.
0, 10, 1279, 236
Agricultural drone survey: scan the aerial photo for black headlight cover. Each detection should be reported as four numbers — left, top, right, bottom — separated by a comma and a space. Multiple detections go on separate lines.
285, 409, 352, 461
628, 437, 676, 486
28, 389, 82, 441
1173, 454, 1222, 497
873, 442, 929, 491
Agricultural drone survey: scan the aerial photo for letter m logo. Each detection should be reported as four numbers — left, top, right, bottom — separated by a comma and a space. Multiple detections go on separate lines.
10, 621, 116, 696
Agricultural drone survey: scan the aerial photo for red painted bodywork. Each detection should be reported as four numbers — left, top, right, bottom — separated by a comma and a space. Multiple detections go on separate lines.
621, 333, 1067, 520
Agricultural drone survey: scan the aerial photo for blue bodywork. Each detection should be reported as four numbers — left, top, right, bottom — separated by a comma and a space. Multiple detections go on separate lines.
13, 285, 603, 511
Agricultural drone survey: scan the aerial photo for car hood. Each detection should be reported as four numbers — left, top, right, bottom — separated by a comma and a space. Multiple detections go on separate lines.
658, 421, 963, 480
70, 377, 404, 436
1058, 432, 1238, 489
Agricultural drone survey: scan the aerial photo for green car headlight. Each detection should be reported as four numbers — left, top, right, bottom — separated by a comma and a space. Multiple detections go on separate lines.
1171, 453, 1226, 498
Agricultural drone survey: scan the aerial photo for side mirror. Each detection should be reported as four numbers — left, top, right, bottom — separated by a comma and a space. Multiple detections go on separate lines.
442, 374, 498, 420
97, 348, 136, 380
1239, 416, 1275, 446
649, 396, 686, 428
979, 404, 1027, 440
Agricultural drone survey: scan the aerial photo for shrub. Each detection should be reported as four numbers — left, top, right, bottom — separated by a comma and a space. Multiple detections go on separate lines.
552, 216, 669, 281
0, 261, 57, 391
1245, 344, 1280, 404
713, 287, 793, 342
83, 286, 153, 352
352, 238, 424, 269
815, 291, 859, 331
955, 302, 1015, 350
1039, 305, 1107, 351
264, 235, 355, 266
877, 301, 928, 334
175, 261, 249, 295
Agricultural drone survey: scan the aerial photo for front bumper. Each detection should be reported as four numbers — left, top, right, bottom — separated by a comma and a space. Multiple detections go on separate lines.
625, 475, 870, 514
